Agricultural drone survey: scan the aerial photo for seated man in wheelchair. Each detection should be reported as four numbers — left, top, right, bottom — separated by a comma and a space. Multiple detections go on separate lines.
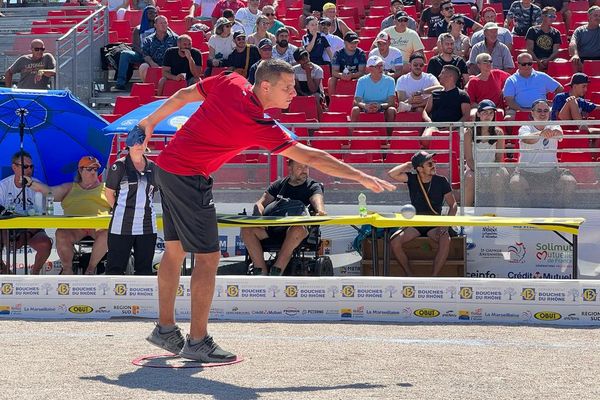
241, 159, 326, 276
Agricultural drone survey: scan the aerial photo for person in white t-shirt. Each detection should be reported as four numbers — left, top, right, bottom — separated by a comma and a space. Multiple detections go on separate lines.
379, 11, 424, 69
368, 31, 403, 79
292, 47, 325, 119
235, 0, 261, 35
319, 17, 343, 62
509, 99, 576, 204
0, 151, 52, 275
207, 17, 235, 69
187, 0, 220, 25
272, 27, 298, 65
395, 53, 441, 113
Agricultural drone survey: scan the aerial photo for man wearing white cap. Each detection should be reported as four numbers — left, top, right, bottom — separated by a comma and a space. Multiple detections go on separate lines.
350, 55, 397, 130
368, 31, 404, 78
467, 22, 514, 75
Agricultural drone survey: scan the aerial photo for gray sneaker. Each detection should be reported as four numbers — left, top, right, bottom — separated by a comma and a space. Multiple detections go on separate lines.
179, 334, 237, 363
146, 324, 185, 354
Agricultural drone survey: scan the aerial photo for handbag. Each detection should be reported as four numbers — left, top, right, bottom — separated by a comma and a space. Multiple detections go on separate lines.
262, 178, 309, 217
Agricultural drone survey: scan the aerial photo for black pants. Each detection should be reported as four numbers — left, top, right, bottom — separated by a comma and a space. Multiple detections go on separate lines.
107, 233, 157, 275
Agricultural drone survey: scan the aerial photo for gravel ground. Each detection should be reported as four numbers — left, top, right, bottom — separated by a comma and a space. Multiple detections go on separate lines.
2, 319, 599, 400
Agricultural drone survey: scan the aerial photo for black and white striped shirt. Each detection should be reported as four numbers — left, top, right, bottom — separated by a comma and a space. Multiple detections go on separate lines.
106, 154, 157, 235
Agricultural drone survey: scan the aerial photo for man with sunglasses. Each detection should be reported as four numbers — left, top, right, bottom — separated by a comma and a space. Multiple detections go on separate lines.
5, 39, 55, 89
387, 151, 458, 277
525, 6, 563, 71
396, 53, 441, 113
0, 151, 52, 275
503, 52, 562, 118
380, 11, 425, 69
224, 31, 260, 77
428, 2, 482, 38
381, 0, 417, 31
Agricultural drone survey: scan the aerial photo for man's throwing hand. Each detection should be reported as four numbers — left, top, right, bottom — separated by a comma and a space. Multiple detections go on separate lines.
358, 173, 396, 193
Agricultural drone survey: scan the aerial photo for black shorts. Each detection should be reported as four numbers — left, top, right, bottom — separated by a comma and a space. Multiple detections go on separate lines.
155, 167, 219, 253
416, 226, 436, 237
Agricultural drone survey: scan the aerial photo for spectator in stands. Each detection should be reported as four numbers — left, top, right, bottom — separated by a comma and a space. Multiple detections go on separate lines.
302, 16, 333, 66
105, 144, 157, 275
369, 31, 403, 79
328, 32, 367, 96
380, 11, 425, 68
463, 99, 509, 206
503, 52, 563, 117
206, 17, 234, 75
272, 27, 297, 65
301, 0, 329, 27
505, 0, 542, 36
569, 6, 600, 72
132, 0, 154, 10
139, 16, 179, 82
466, 52, 511, 115
509, 99, 576, 204
211, 0, 245, 25
452, 0, 481, 19
471, 7, 513, 50
387, 151, 458, 277
248, 38, 274, 84
419, 0, 444, 36
236, 0, 261, 35
319, 17, 344, 63
525, 6, 563, 71
248, 15, 277, 45
110, 6, 158, 92
5, 39, 56, 90
383, 0, 418, 31
396, 53, 441, 113
224, 31, 261, 77
427, 33, 470, 87
264, 5, 299, 36
422, 64, 471, 139
534, 0, 571, 32
428, 2, 482, 38
551, 73, 599, 132
350, 55, 397, 130
292, 47, 325, 119
445, 14, 471, 60
321, 2, 351, 39
187, 0, 220, 26
223, 8, 246, 34
157, 35, 202, 95
467, 22, 514, 74
241, 158, 326, 276
31, 156, 111, 275
0, 151, 52, 275
102, 0, 129, 21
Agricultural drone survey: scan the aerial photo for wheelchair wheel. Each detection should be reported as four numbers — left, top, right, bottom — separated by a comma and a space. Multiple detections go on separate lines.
312, 256, 333, 276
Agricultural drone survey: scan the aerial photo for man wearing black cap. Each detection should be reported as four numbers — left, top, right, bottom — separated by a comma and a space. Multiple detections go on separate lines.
381, 0, 417, 31
387, 151, 457, 276
224, 30, 260, 77
328, 31, 367, 96
380, 11, 425, 64
247, 38, 274, 84
293, 46, 325, 119
428, 2, 482, 38
551, 73, 598, 131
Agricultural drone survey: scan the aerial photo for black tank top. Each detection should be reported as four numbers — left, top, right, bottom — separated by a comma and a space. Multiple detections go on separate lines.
331, 18, 344, 39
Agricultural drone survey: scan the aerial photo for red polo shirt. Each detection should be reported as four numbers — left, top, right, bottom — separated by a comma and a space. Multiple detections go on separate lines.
211, 0, 245, 18
156, 72, 296, 177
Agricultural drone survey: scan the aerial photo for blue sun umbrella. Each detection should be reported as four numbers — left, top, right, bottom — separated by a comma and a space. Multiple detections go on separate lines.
0, 88, 110, 186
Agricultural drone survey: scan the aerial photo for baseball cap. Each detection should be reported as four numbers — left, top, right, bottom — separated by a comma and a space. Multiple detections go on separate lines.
481, 6, 496, 15
483, 21, 499, 30
391, 0, 402, 4
568, 72, 589, 86
395, 10, 408, 20
78, 156, 100, 169
411, 151, 435, 169
322, 2, 336, 11
344, 32, 359, 42
319, 17, 332, 25
450, 13, 465, 22
258, 38, 273, 49
375, 31, 390, 43
215, 17, 230, 30
409, 53, 425, 62
366, 55, 384, 67
293, 46, 309, 62
477, 99, 497, 112
233, 30, 246, 39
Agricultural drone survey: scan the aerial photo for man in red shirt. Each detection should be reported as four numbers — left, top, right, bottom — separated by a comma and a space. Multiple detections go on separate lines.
465, 52, 510, 118
137, 59, 395, 363
211, 0, 245, 25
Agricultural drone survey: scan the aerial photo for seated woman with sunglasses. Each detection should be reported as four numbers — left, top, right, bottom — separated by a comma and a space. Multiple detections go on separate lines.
28, 156, 111, 275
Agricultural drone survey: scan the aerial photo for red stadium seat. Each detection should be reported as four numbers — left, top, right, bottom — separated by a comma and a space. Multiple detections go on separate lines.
143, 67, 163, 85
100, 113, 122, 123
162, 79, 188, 96
329, 94, 354, 114
289, 95, 319, 121
547, 61, 573, 77
130, 83, 156, 104
279, 112, 309, 137
333, 79, 358, 96
113, 96, 141, 115
583, 61, 600, 77
110, 20, 132, 43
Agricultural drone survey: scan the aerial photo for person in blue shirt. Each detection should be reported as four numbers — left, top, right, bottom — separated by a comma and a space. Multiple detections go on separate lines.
551, 73, 598, 134
350, 55, 397, 133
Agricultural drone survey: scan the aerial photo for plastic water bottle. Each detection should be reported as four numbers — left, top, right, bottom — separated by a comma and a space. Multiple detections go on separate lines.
358, 192, 367, 217
6, 192, 16, 213
343, 66, 350, 76
46, 192, 54, 215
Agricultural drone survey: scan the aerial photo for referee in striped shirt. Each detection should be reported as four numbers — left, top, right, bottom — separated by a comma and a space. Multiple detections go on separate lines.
105, 143, 157, 275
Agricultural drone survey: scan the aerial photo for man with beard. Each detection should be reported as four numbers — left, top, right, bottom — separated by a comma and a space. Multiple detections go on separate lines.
272, 28, 297, 65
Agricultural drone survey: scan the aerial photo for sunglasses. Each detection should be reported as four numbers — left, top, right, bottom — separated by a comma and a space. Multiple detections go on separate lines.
398, 17, 409, 22
479, 59, 492, 64
32, 47, 45, 51
412, 63, 424, 67
442, 6, 454, 10
81, 167, 99, 172
544, 14, 557, 18
13, 163, 34, 169
519, 62, 533, 66
424, 161, 435, 167
235, 37, 246, 41
533, 108, 550, 113
263, 12, 275, 16
453, 20, 464, 24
